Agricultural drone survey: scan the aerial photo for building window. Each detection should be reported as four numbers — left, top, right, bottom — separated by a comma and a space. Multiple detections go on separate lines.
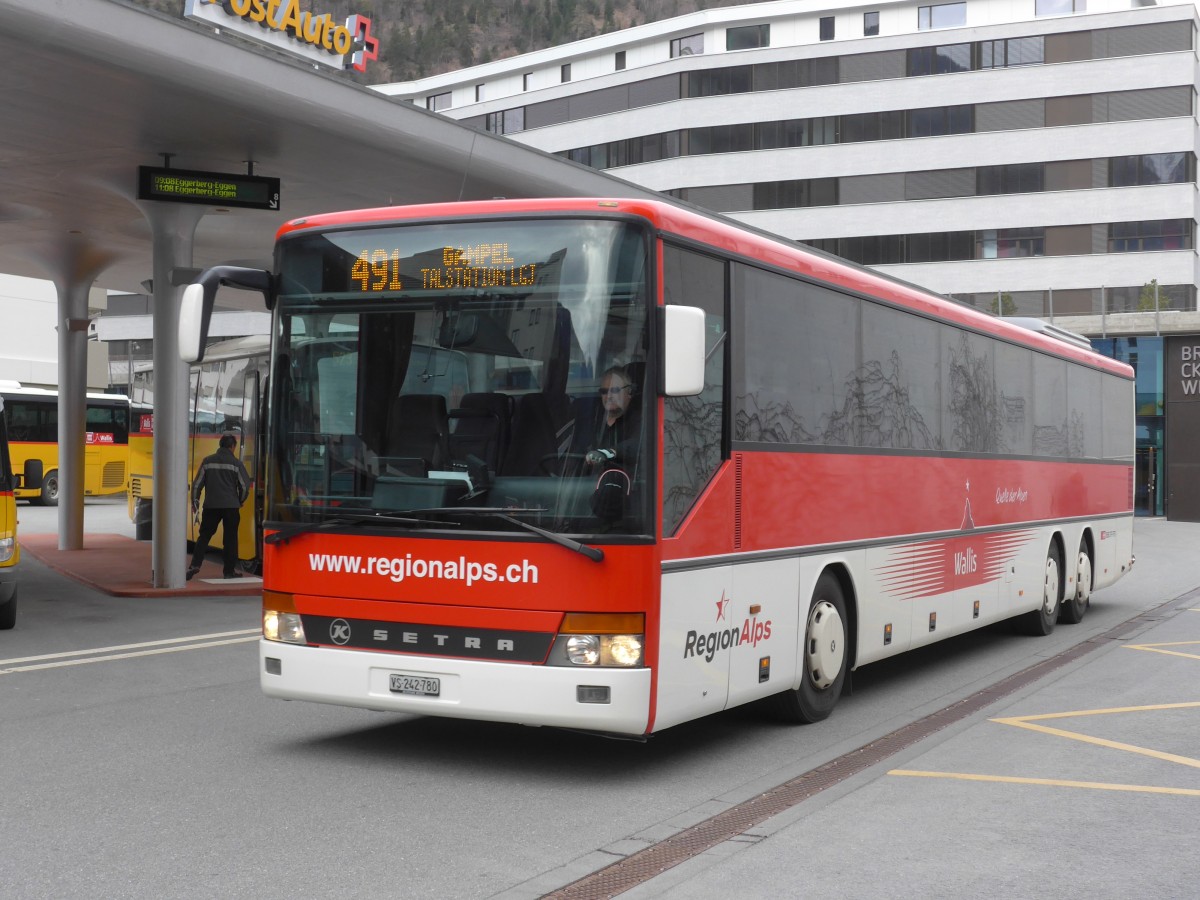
427, 92, 452, 112
727, 24, 769, 51
671, 33, 704, 58
561, 63, 571, 83
908, 44, 971, 75
1109, 220, 1192, 252
906, 105, 973, 137
977, 36, 1044, 68
978, 227, 1045, 258
523, 72, 532, 91
864, 11, 880, 36
918, 2, 966, 30
819, 17, 835, 41
978, 163, 1046, 195
1035, 0, 1086, 15
485, 107, 525, 135
615, 50, 626, 71
1110, 152, 1192, 186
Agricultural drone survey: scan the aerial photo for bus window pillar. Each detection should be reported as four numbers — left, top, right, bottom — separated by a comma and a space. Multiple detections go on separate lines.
52, 242, 114, 552
141, 202, 206, 589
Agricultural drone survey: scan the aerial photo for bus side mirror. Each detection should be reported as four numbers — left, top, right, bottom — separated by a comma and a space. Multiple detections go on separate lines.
662, 305, 706, 397
21, 458, 43, 491
180, 266, 274, 365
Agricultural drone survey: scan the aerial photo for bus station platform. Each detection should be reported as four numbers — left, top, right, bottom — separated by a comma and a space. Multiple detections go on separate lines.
19, 533, 262, 598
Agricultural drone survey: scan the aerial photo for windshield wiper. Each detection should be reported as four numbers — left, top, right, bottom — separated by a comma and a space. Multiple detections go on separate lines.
265, 511, 454, 545
376, 506, 605, 563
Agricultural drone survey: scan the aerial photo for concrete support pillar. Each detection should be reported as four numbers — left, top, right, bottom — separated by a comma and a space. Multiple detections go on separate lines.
53, 280, 93, 551
141, 203, 206, 588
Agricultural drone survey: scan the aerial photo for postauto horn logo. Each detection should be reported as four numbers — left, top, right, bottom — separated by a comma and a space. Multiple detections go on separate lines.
185, 0, 380, 72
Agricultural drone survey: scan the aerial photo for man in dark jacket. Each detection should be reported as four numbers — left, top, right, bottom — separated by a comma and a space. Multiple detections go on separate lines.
187, 432, 252, 580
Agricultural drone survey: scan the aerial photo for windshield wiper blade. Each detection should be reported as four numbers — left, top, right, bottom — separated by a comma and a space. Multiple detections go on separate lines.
322, 506, 605, 562
487, 512, 604, 563
265, 511, 453, 545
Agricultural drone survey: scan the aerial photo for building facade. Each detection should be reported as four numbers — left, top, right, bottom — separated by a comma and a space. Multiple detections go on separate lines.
378, 0, 1200, 519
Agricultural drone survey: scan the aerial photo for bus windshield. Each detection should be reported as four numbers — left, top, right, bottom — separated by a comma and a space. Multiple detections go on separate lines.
269, 217, 653, 539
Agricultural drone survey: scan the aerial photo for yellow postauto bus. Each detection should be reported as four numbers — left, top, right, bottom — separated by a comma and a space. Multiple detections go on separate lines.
128, 337, 268, 573
0, 384, 131, 506
0, 395, 42, 629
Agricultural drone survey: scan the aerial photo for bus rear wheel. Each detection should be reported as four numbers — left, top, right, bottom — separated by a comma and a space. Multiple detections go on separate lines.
35, 470, 59, 506
1020, 541, 1062, 636
1059, 538, 1092, 624
774, 572, 848, 724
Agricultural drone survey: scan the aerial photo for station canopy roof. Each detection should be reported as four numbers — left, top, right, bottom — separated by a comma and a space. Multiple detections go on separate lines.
0, 0, 658, 301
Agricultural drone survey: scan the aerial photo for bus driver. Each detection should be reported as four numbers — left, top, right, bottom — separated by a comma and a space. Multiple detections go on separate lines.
585, 364, 640, 471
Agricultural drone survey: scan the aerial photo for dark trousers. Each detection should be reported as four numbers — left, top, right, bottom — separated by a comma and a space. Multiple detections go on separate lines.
190, 507, 241, 576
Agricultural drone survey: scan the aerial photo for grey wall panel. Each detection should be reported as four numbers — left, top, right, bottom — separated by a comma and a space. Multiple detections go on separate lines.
839, 173, 905, 204
905, 168, 974, 200
839, 50, 905, 83
977, 99, 1044, 132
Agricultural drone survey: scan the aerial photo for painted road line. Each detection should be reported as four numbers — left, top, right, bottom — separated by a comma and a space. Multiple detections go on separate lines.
0, 628, 260, 667
890, 770, 1200, 797
0, 634, 260, 675
992, 702, 1200, 770
1124, 640, 1200, 662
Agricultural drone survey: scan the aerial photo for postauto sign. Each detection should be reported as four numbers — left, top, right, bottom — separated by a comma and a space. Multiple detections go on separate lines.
184, 0, 380, 72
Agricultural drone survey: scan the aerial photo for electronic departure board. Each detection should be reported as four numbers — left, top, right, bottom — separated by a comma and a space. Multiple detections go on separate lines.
137, 166, 281, 211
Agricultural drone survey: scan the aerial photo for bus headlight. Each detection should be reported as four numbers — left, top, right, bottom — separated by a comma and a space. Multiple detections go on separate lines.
605, 634, 643, 667
0, 537, 13, 563
263, 609, 306, 644
565, 635, 600, 666
554, 613, 645, 668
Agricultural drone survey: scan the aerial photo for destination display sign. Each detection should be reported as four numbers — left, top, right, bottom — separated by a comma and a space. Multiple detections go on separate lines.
351, 244, 539, 292
137, 166, 281, 211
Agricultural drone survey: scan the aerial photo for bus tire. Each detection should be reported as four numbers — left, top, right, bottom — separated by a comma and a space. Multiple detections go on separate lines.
774, 572, 848, 724
0, 589, 15, 630
1020, 540, 1063, 636
39, 470, 59, 507
1059, 538, 1092, 625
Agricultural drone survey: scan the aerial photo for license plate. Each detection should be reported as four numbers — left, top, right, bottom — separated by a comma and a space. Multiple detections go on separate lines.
389, 673, 440, 696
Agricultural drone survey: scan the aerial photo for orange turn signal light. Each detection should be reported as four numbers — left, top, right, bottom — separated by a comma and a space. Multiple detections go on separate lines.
560, 612, 645, 634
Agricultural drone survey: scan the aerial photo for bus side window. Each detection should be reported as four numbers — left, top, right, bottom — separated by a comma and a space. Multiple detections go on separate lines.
662, 244, 727, 536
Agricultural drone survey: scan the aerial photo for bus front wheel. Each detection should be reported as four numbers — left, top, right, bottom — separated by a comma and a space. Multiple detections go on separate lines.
774, 572, 848, 724
37, 470, 59, 507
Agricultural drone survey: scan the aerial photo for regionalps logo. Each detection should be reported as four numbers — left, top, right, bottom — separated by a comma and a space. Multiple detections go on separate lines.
683, 591, 772, 663
184, 0, 380, 72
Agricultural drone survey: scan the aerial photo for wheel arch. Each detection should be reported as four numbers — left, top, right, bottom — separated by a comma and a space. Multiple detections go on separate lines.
1048, 530, 1067, 603
1080, 526, 1095, 564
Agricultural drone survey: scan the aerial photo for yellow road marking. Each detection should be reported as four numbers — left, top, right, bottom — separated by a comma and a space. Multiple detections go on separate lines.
890, 770, 1200, 797
991, 702, 1200, 770
1124, 640, 1200, 662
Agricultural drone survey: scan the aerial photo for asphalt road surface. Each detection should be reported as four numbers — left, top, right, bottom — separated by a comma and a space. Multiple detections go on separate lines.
3, 503, 1198, 898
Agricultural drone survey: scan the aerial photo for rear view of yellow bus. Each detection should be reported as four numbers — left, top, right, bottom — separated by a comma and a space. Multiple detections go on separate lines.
0, 397, 42, 630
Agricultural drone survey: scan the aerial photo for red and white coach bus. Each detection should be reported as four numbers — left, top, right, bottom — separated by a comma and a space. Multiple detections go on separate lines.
181, 197, 1134, 736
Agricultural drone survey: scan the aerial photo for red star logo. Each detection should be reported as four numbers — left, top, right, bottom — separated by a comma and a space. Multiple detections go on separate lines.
715, 591, 729, 621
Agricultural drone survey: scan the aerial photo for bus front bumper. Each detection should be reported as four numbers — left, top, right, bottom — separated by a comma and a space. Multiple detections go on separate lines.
260, 640, 652, 736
